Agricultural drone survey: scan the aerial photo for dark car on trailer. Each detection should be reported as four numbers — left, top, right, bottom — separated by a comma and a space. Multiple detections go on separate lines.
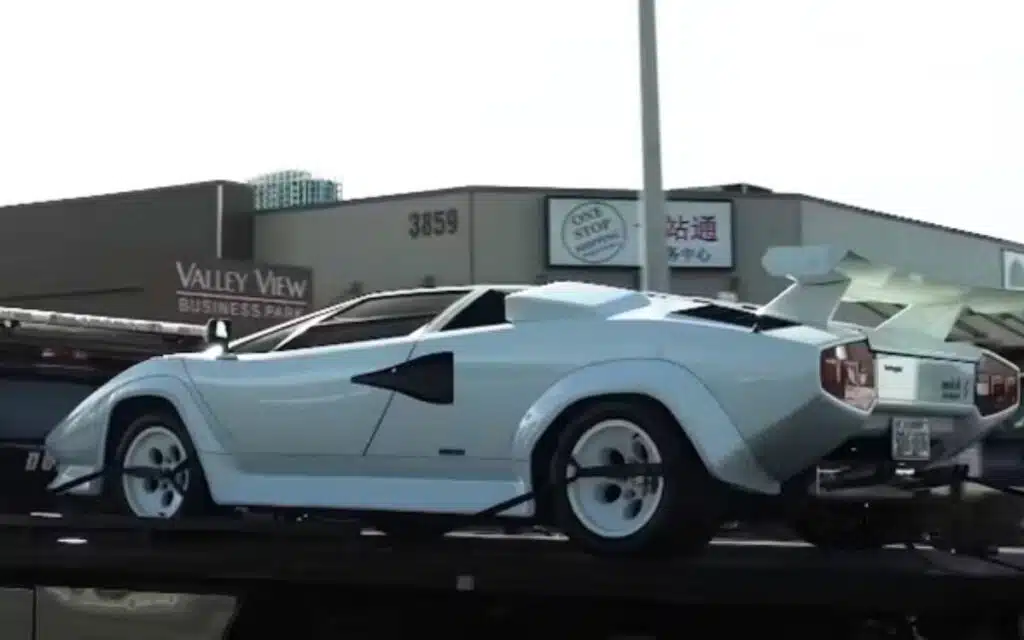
958, 344, 1024, 548
0, 310, 238, 640
0, 311, 204, 514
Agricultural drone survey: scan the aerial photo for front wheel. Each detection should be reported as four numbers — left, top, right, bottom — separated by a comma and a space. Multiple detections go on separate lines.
105, 411, 214, 519
547, 400, 722, 556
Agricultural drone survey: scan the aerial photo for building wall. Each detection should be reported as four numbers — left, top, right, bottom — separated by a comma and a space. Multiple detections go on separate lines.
0, 181, 255, 317
725, 196, 802, 303
254, 187, 806, 306
253, 191, 473, 307
220, 182, 258, 261
798, 199, 1016, 326
800, 200, 1006, 287
469, 188, 640, 289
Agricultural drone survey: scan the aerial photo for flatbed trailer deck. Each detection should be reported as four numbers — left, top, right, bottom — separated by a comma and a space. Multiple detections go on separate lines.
0, 513, 1019, 605
0, 512, 1022, 638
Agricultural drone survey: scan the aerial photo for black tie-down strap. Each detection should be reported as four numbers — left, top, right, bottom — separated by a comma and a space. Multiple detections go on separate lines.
45, 456, 664, 528
472, 460, 666, 520
39, 456, 1024, 557
46, 453, 662, 514
48, 460, 191, 497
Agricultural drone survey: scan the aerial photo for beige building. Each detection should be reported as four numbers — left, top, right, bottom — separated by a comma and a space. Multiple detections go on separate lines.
252, 183, 1024, 349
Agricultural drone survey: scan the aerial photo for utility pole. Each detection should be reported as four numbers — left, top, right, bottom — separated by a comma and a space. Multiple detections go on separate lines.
637, 0, 670, 292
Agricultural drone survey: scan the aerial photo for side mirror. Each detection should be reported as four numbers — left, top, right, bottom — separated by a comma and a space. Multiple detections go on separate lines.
204, 318, 232, 347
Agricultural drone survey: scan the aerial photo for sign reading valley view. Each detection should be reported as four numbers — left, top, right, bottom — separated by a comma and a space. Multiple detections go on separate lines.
546, 198, 734, 268
173, 258, 313, 326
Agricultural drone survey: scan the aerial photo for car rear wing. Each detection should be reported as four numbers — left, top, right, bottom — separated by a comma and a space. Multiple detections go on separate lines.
759, 245, 1024, 340
0, 306, 206, 340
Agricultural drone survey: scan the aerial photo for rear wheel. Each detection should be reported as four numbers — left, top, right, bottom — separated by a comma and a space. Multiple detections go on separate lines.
105, 411, 214, 518
547, 400, 722, 556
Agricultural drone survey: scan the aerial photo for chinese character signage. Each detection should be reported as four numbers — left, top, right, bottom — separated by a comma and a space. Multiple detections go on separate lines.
1003, 250, 1024, 290
546, 198, 733, 268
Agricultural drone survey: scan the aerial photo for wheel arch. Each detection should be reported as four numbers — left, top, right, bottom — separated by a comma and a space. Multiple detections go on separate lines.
106, 395, 182, 462
513, 359, 781, 501
99, 375, 228, 469
528, 393, 677, 519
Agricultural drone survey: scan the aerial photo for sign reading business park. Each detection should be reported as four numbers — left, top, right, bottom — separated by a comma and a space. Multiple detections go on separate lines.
170, 258, 313, 329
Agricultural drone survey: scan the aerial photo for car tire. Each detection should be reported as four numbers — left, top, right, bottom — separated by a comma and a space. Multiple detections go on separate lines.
105, 411, 214, 519
547, 400, 722, 556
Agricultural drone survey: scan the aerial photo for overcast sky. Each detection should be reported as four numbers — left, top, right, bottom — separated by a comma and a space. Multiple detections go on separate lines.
1, 1, 1020, 240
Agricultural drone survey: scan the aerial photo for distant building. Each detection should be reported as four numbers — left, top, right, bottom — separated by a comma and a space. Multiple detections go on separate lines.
248, 170, 342, 211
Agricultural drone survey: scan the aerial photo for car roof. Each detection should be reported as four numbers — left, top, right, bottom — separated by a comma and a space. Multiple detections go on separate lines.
357, 284, 527, 299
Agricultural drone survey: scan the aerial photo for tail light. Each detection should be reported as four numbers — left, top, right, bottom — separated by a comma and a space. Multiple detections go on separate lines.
820, 340, 877, 411
975, 353, 1020, 417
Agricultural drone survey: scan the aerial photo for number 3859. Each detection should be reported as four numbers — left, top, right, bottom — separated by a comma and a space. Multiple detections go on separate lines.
409, 208, 459, 239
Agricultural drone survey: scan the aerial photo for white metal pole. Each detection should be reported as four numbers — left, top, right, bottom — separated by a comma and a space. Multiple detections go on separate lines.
637, 0, 669, 293
215, 183, 225, 259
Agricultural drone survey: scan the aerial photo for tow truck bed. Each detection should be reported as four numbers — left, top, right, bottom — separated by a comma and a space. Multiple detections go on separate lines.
0, 307, 204, 512
1, 512, 1023, 610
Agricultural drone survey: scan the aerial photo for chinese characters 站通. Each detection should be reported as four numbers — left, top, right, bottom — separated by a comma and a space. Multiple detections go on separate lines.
666, 215, 718, 242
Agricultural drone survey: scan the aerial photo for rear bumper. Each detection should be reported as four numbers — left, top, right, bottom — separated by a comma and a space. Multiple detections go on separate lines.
805, 431, 1024, 501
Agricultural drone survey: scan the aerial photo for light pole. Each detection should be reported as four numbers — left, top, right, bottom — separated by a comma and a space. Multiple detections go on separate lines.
637, 0, 669, 293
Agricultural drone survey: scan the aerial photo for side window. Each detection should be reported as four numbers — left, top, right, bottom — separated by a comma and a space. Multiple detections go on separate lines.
441, 290, 511, 332
276, 315, 433, 351
325, 291, 466, 321
232, 291, 468, 354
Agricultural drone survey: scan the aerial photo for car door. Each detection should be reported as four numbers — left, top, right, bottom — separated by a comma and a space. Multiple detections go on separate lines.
364, 323, 575, 462
182, 336, 417, 458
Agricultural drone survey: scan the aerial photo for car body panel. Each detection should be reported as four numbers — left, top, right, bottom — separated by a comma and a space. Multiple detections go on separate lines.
45, 246, 1024, 518
180, 338, 416, 457
45, 284, 862, 511
47, 359, 228, 496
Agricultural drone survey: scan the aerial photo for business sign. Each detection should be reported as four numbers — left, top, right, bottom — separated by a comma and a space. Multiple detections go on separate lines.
1004, 250, 1024, 291
546, 198, 733, 268
169, 258, 313, 329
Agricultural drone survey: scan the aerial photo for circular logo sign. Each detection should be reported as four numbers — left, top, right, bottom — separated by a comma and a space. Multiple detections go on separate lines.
560, 201, 628, 264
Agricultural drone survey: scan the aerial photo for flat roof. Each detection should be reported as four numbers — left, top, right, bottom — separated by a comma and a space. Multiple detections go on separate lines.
254, 183, 1024, 252
0, 180, 249, 212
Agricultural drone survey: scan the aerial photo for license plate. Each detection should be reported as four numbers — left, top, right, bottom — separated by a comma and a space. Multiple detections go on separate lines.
891, 418, 931, 461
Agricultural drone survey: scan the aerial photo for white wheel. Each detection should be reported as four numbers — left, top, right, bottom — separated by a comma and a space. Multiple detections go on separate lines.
120, 425, 190, 518
549, 400, 721, 556
565, 419, 665, 539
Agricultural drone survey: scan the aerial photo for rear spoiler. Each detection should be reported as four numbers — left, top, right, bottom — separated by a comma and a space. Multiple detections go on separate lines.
759, 245, 1024, 340
0, 306, 205, 339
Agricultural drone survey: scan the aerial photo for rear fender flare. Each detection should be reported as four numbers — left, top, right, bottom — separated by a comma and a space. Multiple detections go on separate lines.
511, 359, 780, 495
